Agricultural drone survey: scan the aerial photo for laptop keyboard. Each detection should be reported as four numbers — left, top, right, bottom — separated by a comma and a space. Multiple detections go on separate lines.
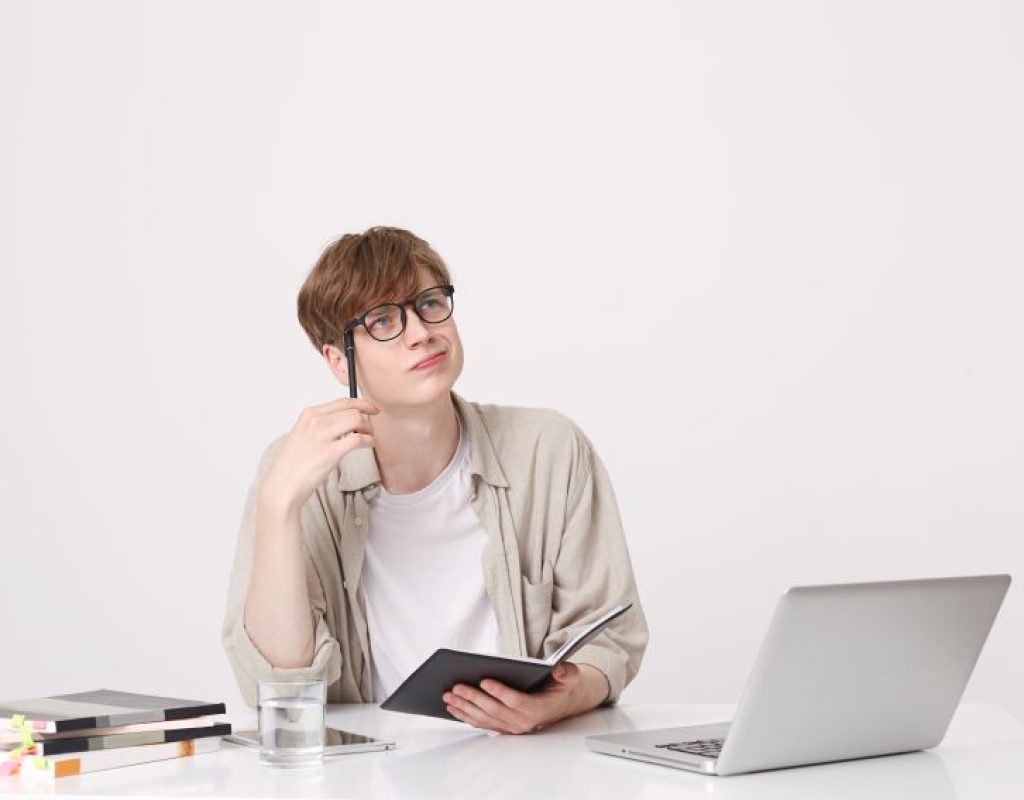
655, 738, 725, 758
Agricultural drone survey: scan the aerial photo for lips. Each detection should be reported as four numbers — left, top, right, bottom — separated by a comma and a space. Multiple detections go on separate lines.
411, 351, 447, 371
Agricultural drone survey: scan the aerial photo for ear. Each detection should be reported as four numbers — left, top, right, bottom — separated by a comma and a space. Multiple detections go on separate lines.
322, 344, 349, 387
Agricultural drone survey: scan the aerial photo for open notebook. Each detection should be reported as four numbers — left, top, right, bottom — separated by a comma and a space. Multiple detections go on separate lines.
381, 604, 632, 720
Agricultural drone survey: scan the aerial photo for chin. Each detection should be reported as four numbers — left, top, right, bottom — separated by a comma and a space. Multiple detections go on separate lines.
372, 357, 463, 409
372, 379, 457, 411
414, 377, 458, 405
413, 356, 462, 401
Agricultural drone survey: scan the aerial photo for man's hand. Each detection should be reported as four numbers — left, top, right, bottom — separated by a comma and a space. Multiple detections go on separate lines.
260, 397, 379, 518
442, 663, 610, 734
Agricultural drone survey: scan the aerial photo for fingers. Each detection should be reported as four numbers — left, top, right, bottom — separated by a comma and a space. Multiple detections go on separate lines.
453, 684, 522, 725
325, 410, 374, 440
333, 432, 375, 454
478, 679, 530, 710
444, 698, 490, 730
445, 695, 521, 734
295, 405, 375, 445
440, 672, 587, 735
325, 397, 380, 415
551, 662, 579, 684
443, 684, 538, 735
328, 412, 374, 451
302, 397, 380, 420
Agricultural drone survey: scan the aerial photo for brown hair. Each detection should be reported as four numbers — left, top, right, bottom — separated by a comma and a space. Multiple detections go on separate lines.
297, 226, 452, 352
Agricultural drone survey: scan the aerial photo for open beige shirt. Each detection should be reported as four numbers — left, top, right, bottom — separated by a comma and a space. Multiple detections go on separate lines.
222, 393, 649, 708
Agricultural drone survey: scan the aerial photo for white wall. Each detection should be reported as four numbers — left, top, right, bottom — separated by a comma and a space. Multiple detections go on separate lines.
2, 1, 1022, 722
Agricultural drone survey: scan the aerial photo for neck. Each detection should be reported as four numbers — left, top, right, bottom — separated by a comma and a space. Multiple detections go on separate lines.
371, 393, 461, 494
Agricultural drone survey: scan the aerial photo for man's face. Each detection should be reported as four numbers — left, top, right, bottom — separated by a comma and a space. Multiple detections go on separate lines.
327, 267, 465, 411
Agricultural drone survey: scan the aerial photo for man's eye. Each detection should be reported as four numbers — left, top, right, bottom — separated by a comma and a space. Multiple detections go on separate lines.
420, 299, 440, 310
370, 315, 393, 329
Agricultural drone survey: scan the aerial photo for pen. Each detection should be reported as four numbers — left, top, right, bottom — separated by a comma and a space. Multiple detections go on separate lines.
344, 329, 358, 399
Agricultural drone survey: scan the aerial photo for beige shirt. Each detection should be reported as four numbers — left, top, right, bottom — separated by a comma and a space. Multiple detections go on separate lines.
222, 393, 649, 708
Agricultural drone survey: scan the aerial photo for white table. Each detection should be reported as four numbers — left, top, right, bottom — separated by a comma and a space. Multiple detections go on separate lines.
2, 703, 1022, 799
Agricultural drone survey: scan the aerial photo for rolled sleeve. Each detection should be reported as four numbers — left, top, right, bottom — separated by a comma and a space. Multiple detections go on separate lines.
544, 429, 649, 704
226, 609, 342, 709
569, 642, 630, 704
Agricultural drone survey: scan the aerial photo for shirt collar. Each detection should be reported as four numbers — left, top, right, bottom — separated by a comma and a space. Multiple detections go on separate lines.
337, 391, 509, 493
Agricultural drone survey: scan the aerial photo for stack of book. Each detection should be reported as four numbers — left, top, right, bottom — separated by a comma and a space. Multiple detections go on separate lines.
0, 689, 231, 778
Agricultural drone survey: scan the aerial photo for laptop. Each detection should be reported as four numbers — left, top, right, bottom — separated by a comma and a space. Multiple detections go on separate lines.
586, 574, 1010, 776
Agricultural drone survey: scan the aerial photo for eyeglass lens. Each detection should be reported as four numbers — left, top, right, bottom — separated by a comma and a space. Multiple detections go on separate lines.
363, 286, 453, 341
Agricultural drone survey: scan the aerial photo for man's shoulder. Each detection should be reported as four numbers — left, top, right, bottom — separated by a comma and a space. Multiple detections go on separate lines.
460, 398, 592, 455
252, 433, 289, 479
471, 399, 576, 429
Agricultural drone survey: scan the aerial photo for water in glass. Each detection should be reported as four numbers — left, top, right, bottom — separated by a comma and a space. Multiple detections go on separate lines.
258, 694, 324, 767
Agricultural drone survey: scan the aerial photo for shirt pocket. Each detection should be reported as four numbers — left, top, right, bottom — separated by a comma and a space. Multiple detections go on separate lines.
520, 560, 555, 658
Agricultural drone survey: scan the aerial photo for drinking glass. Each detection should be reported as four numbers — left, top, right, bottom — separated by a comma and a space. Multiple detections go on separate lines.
257, 679, 325, 768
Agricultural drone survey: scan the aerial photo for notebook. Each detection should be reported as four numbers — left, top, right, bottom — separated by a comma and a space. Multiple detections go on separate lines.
0, 716, 218, 745
381, 604, 632, 719
0, 690, 226, 734
4, 722, 232, 757
21, 736, 221, 778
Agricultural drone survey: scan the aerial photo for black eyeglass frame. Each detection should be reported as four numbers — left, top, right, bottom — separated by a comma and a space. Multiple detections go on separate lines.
340, 283, 456, 399
343, 284, 456, 343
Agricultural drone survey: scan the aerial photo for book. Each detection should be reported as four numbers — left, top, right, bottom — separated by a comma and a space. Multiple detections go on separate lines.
4, 722, 232, 757
0, 716, 218, 745
0, 690, 226, 734
380, 603, 632, 720
21, 736, 221, 778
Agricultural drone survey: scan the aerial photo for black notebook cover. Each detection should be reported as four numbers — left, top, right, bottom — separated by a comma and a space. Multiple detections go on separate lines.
380, 603, 631, 720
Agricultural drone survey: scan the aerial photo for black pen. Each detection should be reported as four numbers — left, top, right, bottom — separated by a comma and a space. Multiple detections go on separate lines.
344, 329, 358, 398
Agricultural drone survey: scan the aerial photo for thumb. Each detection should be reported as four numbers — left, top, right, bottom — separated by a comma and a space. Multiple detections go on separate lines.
553, 662, 579, 683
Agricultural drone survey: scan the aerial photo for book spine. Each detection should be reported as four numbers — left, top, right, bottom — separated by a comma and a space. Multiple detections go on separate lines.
37, 723, 232, 756
26, 737, 220, 778
51, 703, 228, 732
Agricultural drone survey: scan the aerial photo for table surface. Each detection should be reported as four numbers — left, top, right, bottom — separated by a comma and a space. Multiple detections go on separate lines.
2, 703, 1023, 799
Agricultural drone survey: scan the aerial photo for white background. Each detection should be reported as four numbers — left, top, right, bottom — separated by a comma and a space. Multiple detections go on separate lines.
2, 1, 1022, 722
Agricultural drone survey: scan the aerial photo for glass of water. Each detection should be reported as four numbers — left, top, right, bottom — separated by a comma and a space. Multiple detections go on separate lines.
257, 679, 326, 768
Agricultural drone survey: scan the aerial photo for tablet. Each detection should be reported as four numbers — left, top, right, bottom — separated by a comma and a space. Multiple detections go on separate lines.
225, 727, 396, 755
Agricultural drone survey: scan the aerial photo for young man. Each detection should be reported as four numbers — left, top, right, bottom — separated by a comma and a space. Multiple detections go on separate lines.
222, 227, 647, 734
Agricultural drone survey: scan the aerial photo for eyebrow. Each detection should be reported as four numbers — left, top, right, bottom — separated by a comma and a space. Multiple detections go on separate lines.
370, 285, 440, 310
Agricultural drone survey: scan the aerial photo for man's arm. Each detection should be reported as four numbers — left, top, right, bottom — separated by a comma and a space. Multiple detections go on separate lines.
243, 502, 316, 668
444, 422, 648, 733
243, 397, 378, 667
223, 398, 378, 706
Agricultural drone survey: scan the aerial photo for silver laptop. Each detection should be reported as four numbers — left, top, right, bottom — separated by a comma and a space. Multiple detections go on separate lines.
587, 574, 1010, 776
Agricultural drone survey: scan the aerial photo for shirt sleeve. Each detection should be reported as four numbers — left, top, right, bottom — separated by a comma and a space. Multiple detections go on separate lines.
546, 429, 649, 703
221, 439, 343, 709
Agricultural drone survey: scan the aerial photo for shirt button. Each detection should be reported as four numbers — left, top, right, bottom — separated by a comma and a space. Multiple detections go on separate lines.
354, 516, 363, 526
343, 581, 348, 590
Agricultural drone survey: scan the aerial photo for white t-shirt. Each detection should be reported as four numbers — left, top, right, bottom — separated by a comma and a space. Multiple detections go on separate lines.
361, 422, 500, 702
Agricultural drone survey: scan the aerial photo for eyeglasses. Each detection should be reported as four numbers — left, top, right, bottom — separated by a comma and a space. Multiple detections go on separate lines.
344, 284, 455, 342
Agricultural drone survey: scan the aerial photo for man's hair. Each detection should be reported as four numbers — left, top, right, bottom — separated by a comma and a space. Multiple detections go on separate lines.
297, 226, 452, 352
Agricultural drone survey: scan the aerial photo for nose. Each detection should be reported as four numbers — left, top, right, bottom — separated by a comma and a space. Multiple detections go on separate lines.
401, 304, 431, 346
